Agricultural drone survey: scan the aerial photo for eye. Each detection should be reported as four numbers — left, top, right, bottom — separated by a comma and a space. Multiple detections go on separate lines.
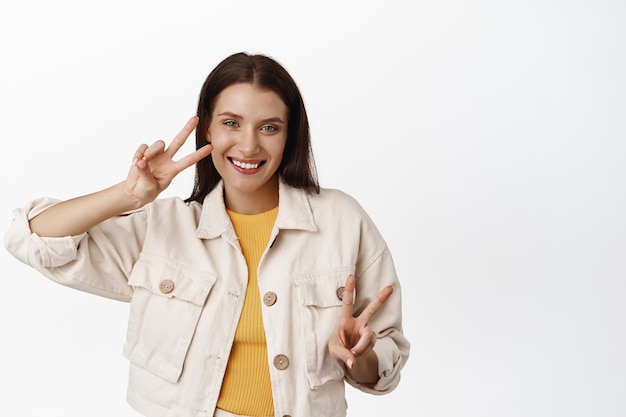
261, 125, 278, 133
223, 120, 239, 127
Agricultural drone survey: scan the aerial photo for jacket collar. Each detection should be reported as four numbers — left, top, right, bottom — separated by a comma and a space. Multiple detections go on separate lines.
195, 178, 318, 239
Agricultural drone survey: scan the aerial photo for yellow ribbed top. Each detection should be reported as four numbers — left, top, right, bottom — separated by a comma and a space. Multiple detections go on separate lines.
217, 207, 278, 416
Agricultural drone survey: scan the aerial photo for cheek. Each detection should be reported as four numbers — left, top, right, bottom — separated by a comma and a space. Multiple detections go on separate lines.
209, 142, 226, 160
269, 138, 288, 158
206, 122, 222, 143
207, 131, 226, 144
210, 145, 228, 174
207, 137, 234, 171
206, 131, 230, 150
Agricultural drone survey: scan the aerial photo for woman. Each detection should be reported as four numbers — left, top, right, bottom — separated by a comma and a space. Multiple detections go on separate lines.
5, 52, 409, 417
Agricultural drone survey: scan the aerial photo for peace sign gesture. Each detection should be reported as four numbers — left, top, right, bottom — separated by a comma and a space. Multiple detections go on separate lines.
124, 116, 212, 207
328, 274, 393, 384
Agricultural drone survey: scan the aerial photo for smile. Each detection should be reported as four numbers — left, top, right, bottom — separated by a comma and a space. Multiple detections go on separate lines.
230, 158, 264, 170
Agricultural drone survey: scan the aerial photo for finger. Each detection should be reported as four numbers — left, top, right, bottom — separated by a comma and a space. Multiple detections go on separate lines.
340, 274, 356, 319
350, 326, 376, 356
143, 140, 167, 160
173, 143, 213, 173
356, 285, 393, 324
131, 144, 149, 169
166, 116, 199, 157
328, 337, 356, 369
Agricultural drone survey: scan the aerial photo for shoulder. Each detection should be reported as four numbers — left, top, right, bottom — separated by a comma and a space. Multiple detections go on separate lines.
281, 182, 382, 233
144, 197, 202, 219
310, 187, 365, 211
308, 187, 389, 250
307, 187, 375, 226
311, 186, 360, 205
148, 196, 198, 209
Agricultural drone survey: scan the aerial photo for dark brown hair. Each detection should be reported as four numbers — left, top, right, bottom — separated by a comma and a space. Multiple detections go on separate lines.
185, 52, 319, 204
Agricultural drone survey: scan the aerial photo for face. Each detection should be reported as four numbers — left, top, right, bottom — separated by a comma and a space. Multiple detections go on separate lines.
207, 82, 288, 214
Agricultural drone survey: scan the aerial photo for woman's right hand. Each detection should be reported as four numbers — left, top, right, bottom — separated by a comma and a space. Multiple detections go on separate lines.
124, 116, 213, 207
29, 116, 212, 238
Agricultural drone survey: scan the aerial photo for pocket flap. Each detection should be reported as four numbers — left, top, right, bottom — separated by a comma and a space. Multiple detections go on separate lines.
294, 266, 355, 307
129, 254, 216, 306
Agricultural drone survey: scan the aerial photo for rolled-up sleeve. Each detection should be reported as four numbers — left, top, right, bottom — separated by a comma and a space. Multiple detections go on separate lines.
4, 197, 145, 302
346, 244, 411, 394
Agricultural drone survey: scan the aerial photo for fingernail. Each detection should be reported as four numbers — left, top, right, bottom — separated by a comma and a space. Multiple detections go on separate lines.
346, 359, 353, 369
132, 157, 138, 165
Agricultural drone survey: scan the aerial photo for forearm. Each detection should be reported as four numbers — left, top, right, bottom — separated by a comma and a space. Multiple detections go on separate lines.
29, 182, 140, 237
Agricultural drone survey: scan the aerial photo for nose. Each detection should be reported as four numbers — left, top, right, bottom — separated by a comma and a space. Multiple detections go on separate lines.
237, 127, 260, 156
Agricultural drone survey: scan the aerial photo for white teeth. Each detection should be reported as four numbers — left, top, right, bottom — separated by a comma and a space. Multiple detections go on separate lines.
232, 159, 260, 169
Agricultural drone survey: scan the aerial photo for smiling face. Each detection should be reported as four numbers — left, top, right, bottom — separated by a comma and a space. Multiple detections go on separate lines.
207, 82, 288, 214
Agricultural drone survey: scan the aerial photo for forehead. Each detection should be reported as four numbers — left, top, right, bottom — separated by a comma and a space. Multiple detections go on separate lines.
213, 83, 287, 117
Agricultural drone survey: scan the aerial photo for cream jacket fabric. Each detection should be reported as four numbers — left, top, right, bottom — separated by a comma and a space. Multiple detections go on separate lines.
4, 180, 410, 417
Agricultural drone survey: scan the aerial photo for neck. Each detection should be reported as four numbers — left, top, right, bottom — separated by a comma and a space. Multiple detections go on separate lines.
224, 176, 279, 214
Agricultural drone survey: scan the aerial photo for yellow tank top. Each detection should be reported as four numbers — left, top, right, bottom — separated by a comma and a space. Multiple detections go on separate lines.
216, 207, 278, 416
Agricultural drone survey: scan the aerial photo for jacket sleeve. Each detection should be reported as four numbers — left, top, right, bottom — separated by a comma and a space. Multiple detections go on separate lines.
345, 221, 411, 394
4, 197, 147, 302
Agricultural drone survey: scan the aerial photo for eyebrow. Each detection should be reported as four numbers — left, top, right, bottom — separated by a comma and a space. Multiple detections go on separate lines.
217, 112, 285, 124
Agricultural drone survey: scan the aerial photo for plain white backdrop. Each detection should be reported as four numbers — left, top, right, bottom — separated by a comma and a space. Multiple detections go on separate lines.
1, 1, 625, 416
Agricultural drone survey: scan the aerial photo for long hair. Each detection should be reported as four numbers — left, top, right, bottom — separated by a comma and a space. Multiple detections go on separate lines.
185, 52, 319, 204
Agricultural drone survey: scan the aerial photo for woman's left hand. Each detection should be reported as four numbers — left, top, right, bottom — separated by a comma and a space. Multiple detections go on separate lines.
328, 274, 393, 381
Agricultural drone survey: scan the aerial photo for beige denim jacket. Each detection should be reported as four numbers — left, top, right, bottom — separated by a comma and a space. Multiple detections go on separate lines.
4, 179, 410, 417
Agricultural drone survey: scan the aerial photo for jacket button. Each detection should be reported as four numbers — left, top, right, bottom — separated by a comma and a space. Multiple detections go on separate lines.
336, 286, 345, 301
273, 354, 289, 370
263, 291, 277, 306
159, 279, 174, 294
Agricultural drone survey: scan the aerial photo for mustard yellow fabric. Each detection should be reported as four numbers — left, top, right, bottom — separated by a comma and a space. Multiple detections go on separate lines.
217, 207, 278, 416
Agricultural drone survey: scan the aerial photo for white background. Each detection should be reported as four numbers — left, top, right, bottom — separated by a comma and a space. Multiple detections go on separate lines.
1, 1, 625, 416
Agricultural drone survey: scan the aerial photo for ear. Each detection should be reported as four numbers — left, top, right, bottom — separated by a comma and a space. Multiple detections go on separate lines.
206, 128, 212, 145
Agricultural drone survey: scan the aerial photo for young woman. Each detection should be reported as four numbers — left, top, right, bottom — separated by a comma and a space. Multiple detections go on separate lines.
5, 52, 409, 417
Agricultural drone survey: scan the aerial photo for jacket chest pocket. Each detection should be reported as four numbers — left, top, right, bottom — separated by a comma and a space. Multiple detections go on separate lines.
123, 255, 216, 383
294, 266, 355, 389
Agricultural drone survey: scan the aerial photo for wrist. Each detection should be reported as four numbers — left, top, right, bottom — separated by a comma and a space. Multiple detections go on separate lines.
116, 181, 146, 211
